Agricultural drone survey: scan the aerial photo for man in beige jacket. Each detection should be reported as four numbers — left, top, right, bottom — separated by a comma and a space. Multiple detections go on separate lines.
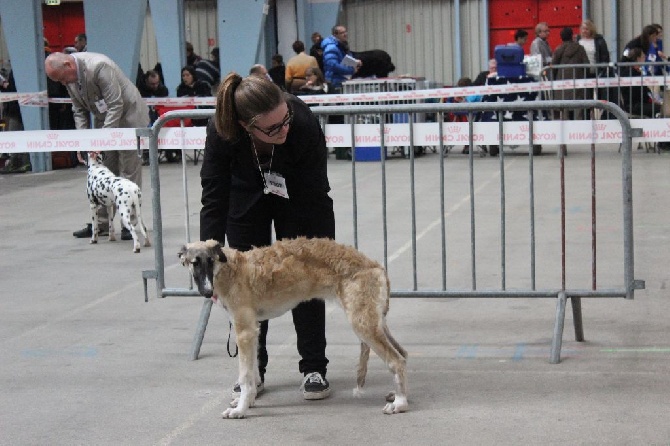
45, 51, 150, 239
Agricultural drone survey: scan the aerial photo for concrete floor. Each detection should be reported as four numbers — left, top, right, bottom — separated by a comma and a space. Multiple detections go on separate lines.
1, 144, 669, 445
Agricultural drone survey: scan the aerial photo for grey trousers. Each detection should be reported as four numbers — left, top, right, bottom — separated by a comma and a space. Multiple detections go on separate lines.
96, 150, 143, 228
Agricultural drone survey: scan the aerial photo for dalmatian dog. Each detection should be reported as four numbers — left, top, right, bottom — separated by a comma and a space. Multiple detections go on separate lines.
86, 152, 151, 253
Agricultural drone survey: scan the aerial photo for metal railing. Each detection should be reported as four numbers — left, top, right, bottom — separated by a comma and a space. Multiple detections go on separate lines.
137, 99, 644, 364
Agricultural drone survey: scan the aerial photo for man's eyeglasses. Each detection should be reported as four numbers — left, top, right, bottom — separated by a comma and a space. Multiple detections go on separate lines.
254, 108, 293, 137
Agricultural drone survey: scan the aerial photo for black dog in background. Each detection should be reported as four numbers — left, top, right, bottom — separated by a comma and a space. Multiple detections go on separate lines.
351, 49, 396, 78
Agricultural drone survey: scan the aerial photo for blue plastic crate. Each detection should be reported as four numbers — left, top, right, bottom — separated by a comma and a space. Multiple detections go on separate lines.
354, 146, 382, 161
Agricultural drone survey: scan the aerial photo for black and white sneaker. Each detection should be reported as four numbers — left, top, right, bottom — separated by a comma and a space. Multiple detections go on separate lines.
231, 380, 264, 399
301, 372, 330, 400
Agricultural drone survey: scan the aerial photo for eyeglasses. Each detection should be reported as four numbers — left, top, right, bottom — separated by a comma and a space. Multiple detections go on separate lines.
254, 107, 293, 137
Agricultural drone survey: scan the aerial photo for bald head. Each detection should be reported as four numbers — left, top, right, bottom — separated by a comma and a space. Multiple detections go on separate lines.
45, 52, 78, 85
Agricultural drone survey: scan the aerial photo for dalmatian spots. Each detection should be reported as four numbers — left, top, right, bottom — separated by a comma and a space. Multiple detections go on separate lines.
86, 153, 151, 253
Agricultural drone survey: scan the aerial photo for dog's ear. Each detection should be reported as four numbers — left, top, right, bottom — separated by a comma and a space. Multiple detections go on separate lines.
215, 243, 227, 263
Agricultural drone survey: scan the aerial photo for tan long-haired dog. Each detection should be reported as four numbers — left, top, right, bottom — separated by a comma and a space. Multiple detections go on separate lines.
178, 237, 408, 419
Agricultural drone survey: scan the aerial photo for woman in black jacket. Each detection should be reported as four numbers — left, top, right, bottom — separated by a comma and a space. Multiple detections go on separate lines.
199, 72, 334, 400
176, 65, 211, 97
176, 65, 211, 127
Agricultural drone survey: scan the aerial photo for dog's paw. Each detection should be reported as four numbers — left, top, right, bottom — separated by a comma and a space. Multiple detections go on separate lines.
352, 387, 364, 398
385, 391, 395, 402
382, 395, 408, 414
229, 397, 240, 408
133, 247, 140, 253
222, 407, 246, 419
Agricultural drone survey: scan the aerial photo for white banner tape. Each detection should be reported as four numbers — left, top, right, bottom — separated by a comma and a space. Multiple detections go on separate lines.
1, 120, 669, 154
2, 75, 669, 106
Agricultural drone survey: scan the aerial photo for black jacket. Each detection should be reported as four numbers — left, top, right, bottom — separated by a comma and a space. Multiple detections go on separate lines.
199, 94, 332, 243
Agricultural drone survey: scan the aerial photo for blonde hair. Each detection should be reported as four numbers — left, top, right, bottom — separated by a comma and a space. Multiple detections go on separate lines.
581, 20, 597, 38
215, 72, 284, 140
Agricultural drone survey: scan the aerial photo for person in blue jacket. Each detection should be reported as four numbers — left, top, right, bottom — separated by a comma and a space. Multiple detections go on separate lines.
321, 25, 361, 92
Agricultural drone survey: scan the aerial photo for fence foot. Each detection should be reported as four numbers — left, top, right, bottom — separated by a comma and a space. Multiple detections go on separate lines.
550, 291, 567, 364
571, 297, 584, 342
189, 297, 213, 361
142, 270, 157, 302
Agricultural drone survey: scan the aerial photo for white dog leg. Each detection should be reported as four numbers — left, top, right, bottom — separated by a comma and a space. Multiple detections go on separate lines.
107, 205, 116, 242
222, 323, 258, 419
90, 204, 99, 244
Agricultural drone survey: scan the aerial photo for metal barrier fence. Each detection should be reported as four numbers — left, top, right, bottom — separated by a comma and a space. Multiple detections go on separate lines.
137, 99, 644, 364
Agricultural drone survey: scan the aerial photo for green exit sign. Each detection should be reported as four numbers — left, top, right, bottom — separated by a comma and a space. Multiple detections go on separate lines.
45, 0, 61, 5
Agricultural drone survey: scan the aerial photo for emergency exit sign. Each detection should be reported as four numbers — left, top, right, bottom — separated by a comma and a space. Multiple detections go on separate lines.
45, 0, 61, 5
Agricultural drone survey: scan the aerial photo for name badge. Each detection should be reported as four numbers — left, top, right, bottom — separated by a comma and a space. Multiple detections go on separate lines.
95, 99, 108, 113
263, 171, 289, 199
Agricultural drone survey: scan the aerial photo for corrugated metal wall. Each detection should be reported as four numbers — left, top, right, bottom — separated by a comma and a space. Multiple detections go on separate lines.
616, 0, 667, 59
343, 0, 486, 86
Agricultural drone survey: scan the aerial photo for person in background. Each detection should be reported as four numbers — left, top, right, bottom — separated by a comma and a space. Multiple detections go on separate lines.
309, 32, 324, 72
622, 25, 659, 76
139, 70, 169, 108
177, 65, 210, 97
473, 58, 497, 86
513, 29, 529, 48
268, 54, 286, 90
139, 70, 170, 164
249, 64, 270, 79
176, 65, 211, 128
530, 22, 553, 66
195, 47, 220, 94
552, 26, 589, 121
185, 41, 202, 67
285, 40, 318, 93
619, 47, 662, 118
73, 33, 87, 52
321, 25, 360, 92
298, 66, 328, 95
448, 77, 482, 154
0, 69, 30, 174
45, 51, 149, 240
650, 24, 668, 75
199, 72, 335, 401
576, 19, 611, 76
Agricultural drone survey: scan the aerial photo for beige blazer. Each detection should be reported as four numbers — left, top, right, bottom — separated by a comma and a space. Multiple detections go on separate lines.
67, 52, 149, 130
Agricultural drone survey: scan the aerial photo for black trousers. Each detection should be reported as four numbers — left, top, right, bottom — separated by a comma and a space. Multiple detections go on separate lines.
226, 192, 335, 380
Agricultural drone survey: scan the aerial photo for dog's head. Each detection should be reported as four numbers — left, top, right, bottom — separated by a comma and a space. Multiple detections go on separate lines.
178, 240, 227, 299
87, 151, 104, 167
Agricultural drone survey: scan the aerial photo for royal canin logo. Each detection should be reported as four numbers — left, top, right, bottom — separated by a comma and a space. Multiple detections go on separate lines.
594, 123, 607, 131
520, 124, 529, 132
46, 133, 59, 140
111, 131, 123, 138
174, 130, 186, 137
447, 125, 462, 133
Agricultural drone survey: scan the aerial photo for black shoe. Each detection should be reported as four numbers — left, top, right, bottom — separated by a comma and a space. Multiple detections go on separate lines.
73, 224, 108, 238
231, 380, 265, 398
301, 372, 330, 400
121, 228, 133, 241
73, 224, 93, 238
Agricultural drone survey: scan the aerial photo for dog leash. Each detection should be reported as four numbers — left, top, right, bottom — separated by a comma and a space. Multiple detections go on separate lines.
227, 321, 238, 357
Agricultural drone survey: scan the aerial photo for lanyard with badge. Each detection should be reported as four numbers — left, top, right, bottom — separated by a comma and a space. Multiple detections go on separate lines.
251, 141, 289, 199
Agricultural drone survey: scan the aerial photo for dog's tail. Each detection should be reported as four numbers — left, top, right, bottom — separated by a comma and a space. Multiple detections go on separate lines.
353, 342, 371, 397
